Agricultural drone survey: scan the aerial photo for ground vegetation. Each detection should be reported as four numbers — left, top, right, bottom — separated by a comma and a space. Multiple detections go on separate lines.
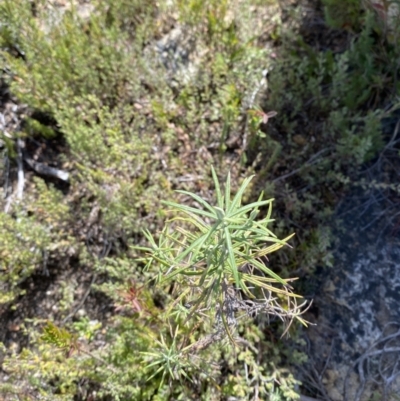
0, 0, 399, 400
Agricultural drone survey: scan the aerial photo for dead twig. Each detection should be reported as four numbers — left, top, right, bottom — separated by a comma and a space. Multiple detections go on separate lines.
24, 156, 69, 182
345, 323, 400, 401
299, 395, 325, 401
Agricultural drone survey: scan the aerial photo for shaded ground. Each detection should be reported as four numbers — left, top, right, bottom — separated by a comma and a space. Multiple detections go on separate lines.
302, 125, 400, 401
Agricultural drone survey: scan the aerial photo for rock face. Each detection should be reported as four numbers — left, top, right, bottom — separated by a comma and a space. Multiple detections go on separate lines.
36, 1, 95, 34
306, 187, 400, 401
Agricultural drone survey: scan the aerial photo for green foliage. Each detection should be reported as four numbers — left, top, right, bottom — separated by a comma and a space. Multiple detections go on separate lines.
266, 30, 386, 169
41, 321, 78, 352
141, 167, 304, 328
1, 0, 399, 400
322, 0, 363, 30
2, 327, 95, 400
0, 0, 156, 111
0, 0, 174, 240
24, 117, 56, 139
132, 167, 308, 397
245, 4, 400, 280
55, 95, 161, 235
141, 327, 194, 388
0, 179, 72, 304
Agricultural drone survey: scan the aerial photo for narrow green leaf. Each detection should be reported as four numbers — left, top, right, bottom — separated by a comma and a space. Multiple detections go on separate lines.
234, 277, 254, 298
266, 198, 274, 221
253, 235, 295, 258
142, 229, 158, 247
211, 165, 224, 208
229, 198, 273, 218
179, 368, 191, 381
240, 225, 280, 240
162, 200, 216, 220
240, 272, 293, 283
171, 215, 209, 233
248, 208, 259, 222
199, 263, 220, 287
151, 254, 174, 268
184, 281, 214, 324
214, 206, 225, 221
174, 220, 221, 263
165, 288, 191, 316
227, 176, 254, 215
162, 262, 204, 282
248, 258, 287, 285
244, 275, 301, 296
225, 171, 231, 210
146, 366, 165, 383
145, 360, 164, 369
175, 190, 217, 216
224, 213, 249, 223
224, 227, 240, 288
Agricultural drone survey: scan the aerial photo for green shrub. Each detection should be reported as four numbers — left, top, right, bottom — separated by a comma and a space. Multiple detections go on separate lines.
141, 166, 306, 335
1, 0, 399, 400
322, 0, 363, 30
0, 0, 156, 111
245, 6, 400, 278
0, 178, 72, 304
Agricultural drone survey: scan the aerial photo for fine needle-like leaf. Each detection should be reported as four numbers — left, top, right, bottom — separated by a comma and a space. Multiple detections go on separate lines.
224, 227, 240, 288
253, 235, 295, 258
172, 224, 218, 264
211, 166, 224, 209
227, 175, 254, 215
229, 199, 274, 218
225, 171, 231, 211
266, 198, 274, 220
184, 281, 215, 324
174, 190, 217, 217
140, 166, 304, 356
248, 258, 287, 285
163, 200, 216, 220
244, 275, 299, 296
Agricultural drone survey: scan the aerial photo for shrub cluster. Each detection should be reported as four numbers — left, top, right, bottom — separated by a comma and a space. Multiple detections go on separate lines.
0, 0, 399, 400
